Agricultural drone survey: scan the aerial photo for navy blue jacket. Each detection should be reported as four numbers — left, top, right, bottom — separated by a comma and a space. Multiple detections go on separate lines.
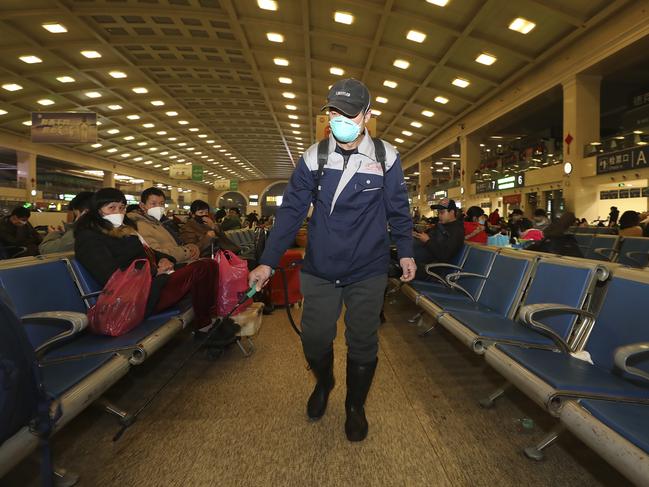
260, 131, 413, 286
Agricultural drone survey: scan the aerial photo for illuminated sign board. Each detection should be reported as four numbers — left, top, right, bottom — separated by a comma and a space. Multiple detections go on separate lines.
476, 173, 525, 193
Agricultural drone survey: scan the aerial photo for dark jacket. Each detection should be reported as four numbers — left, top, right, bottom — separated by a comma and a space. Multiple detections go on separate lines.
74, 226, 175, 316
221, 215, 242, 231
180, 217, 215, 252
413, 219, 465, 279
527, 234, 583, 258
259, 132, 413, 286
0, 217, 41, 257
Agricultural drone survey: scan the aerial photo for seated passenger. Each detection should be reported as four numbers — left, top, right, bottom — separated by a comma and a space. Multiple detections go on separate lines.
74, 188, 238, 338
181, 200, 239, 256
412, 198, 464, 280
0, 206, 41, 257
221, 207, 243, 231
532, 208, 551, 230
463, 206, 487, 244
526, 212, 582, 258
519, 218, 544, 241
39, 191, 93, 255
618, 211, 644, 237
127, 187, 200, 264
507, 209, 533, 239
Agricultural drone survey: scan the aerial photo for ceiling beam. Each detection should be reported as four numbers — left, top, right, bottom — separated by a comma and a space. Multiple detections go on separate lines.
361, 0, 394, 85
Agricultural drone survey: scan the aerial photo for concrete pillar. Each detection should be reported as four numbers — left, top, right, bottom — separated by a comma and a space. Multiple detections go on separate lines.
170, 187, 180, 210
460, 134, 481, 199
103, 170, 115, 187
417, 160, 433, 215
562, 75, 601, 221
207, 187, 218, 208
16, 151, 36, 198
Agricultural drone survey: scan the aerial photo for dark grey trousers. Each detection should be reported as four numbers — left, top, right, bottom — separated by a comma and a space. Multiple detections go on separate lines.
300, 272, 388, 364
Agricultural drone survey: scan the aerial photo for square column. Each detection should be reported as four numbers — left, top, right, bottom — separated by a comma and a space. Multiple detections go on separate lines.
460, 134, 481, 198
103, 171, 115, 187
16, 151, 36, 198
562, 75, 601, 220
417, 161, 433, 214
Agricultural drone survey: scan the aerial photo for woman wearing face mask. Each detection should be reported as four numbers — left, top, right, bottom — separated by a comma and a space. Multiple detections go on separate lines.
181, 200, 239, 256
463, 206, 488, 244
75, 188, 236, 338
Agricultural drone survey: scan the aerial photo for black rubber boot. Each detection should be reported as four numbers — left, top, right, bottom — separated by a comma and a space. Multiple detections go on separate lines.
306, 350, 335, 420
345, 357, 378, 442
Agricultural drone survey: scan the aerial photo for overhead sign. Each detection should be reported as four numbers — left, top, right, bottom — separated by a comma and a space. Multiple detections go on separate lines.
170, 164, 192, 179
191, 164, 203, 181
214, 180, 230, 190
31, 112, 97, 144
315, 115, 377, 141
596, 146, 649, 174
476, 173, 525, 194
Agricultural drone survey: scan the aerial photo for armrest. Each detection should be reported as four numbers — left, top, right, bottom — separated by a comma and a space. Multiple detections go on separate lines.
444, 272, 487, 302
517, 304, 595, 354
624, 250, 649, 267
614, 342, 649, 383
424, 263, 462, 286
592, 247, 617, 261
21, 312, 89, 358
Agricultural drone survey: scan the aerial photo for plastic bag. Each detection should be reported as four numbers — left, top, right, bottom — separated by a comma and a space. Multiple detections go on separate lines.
215, 250, 251, 316
88, 259, 152, 336
487, 234, 510, 247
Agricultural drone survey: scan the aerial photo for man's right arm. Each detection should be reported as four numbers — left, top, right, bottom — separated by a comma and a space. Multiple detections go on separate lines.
259, 157, 314, 269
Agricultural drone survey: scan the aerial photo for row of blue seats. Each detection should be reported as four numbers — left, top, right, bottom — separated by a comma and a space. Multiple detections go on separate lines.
573, 233, 649, 268
395, 244, 649, 485
0, 253, 194, 480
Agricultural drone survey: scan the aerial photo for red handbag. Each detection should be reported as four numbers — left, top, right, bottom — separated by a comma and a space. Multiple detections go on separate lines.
215, 250, 251, 316
88, 259, 153, 336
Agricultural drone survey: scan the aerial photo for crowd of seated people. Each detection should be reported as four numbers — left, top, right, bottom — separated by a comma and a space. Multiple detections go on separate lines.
0, 206, 42, 257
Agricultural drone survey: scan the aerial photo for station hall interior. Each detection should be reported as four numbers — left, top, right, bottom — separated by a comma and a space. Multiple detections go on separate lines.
2, 0, 649, 486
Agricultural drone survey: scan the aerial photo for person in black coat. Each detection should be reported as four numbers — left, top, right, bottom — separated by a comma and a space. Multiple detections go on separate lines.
74, 188, 238, 339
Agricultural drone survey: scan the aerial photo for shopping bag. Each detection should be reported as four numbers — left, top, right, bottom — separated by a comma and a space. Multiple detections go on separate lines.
215, 250, 251, 316
88, 259, 152, 336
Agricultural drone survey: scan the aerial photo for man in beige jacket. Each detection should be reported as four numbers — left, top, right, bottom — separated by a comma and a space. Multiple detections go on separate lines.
128, 187, 200, 264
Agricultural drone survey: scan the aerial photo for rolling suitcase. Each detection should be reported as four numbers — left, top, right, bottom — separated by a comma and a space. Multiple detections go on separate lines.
269, 249, 303, 306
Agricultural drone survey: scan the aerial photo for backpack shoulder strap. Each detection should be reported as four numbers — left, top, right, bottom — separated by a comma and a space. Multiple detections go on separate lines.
372, 138, 387, 176
313, 138, 329, 202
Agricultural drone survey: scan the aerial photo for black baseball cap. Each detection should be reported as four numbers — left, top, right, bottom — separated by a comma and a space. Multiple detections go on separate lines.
431, 198, 458, 211
321, 78, 371, 118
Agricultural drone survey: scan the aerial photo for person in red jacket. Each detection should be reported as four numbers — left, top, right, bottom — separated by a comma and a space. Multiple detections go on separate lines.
464, 206, 488, 244
488, 208, 500, 226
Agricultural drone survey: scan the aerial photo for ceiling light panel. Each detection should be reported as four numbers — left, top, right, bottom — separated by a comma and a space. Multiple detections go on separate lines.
393, 59, 410, 69
56, 76, 75, 83
334, 11, 354, 24
2, 83, 23, 92
426, 0, 449, 5
80, 50, 102, 59
278, 77, 292, 84
42, 23, 67, 33
383, 80, 397, 89
509, 17, 536, 34
434, 96, 449, 104
475, 53, 497, 66
406, 30, 426, 43
330, 66, 344, 76
266, 32, 284, 43
132, 87, 148, 94
274, 57, 289, 66
452, 78, 470, 88
19, 55, 43, 64
421, 110, 434, 117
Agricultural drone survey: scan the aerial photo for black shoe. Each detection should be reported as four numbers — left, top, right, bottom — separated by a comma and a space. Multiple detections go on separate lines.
345, 357, 378, 442
306, 350, 335, 420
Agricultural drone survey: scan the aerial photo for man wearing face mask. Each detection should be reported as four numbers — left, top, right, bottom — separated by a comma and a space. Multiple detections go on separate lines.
127, 187, 200, 264
248, 78, 415, 442
0, 206, 42, 257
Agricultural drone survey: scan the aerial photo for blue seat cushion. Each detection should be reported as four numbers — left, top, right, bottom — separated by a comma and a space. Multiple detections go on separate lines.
580, 400, 649, 453
41, 354, 116, 398
410, 280, 449, 293
496, 344, 649, 398
44, 313, 178, 359
449, 311, 555, 347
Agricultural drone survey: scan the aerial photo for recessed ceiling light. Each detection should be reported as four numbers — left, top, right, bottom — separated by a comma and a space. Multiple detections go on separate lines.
375, 96, 388, 104
282, 92, 296, 99
278, 77, 293, 84
395, 138, 404, 144
292, 130, 300, 134
334, 11, 354, 25
257, 0, 278, 10
290, 123, 300, 128
274, 57, 289, 66
132, 87, 148, 94
475, 53, 497, 66
109, 70, 127, 79
56, 76, 75, 83
85, 91, 102, 98
0, 109, 7, 116
107, 104, 122, 111
189, 127, 199, 132
198, 134, 207, 138
393, 59, 410, 69
37, 99, 55, 106
509, 17, 536, 35
402, 130, 413, 136
383, 80, 398, 89
120, 153, 131, 158
285, 104, 297, 110
329, 66, 345, 76
421, 110, 434, 117
42, 23, 67, 34
107, 148, 118, 153
178, 120, 189, 125
107, 129, 120, 134
137, 142, 147, 146
406, 30, 426, 43
410, 121, 422, 128
22, 120, 32, 126
144, 161, 153, 165
166, 111, 178, 117
153, 164, 161, 168
371, 109, 382, 116
452, 78, 470, 88
150, 100, 165, 107
142, 123, 155, 128
288, 114, 299, 120
126, 114, 140, 120
426, 0, 449, 6
434, 96, 449, 104
156, 131, 167, 135
123, 135, 135, 141
91, 143, 102, 148
80, 50, 102, 59
266, 32, 284, 43
20, 55, 43, 64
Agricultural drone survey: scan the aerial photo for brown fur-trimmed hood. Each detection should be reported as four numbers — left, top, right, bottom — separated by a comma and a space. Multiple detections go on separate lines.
100, 224, 139, 239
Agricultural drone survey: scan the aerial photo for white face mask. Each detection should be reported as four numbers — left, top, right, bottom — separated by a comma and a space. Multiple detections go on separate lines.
103, 213, 125, 228
146, 206, 165, 221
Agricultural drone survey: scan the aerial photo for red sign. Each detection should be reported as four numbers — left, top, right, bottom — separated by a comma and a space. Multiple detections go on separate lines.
564, 133, 573, 154
503, 194, 521, 205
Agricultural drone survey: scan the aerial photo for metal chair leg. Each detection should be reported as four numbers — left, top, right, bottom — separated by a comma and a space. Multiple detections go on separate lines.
524, 425, 565, 461
95, 398, 135, 428
478, 383, 511, 409
408, 311, 423, 324
236, 337, 255, 357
